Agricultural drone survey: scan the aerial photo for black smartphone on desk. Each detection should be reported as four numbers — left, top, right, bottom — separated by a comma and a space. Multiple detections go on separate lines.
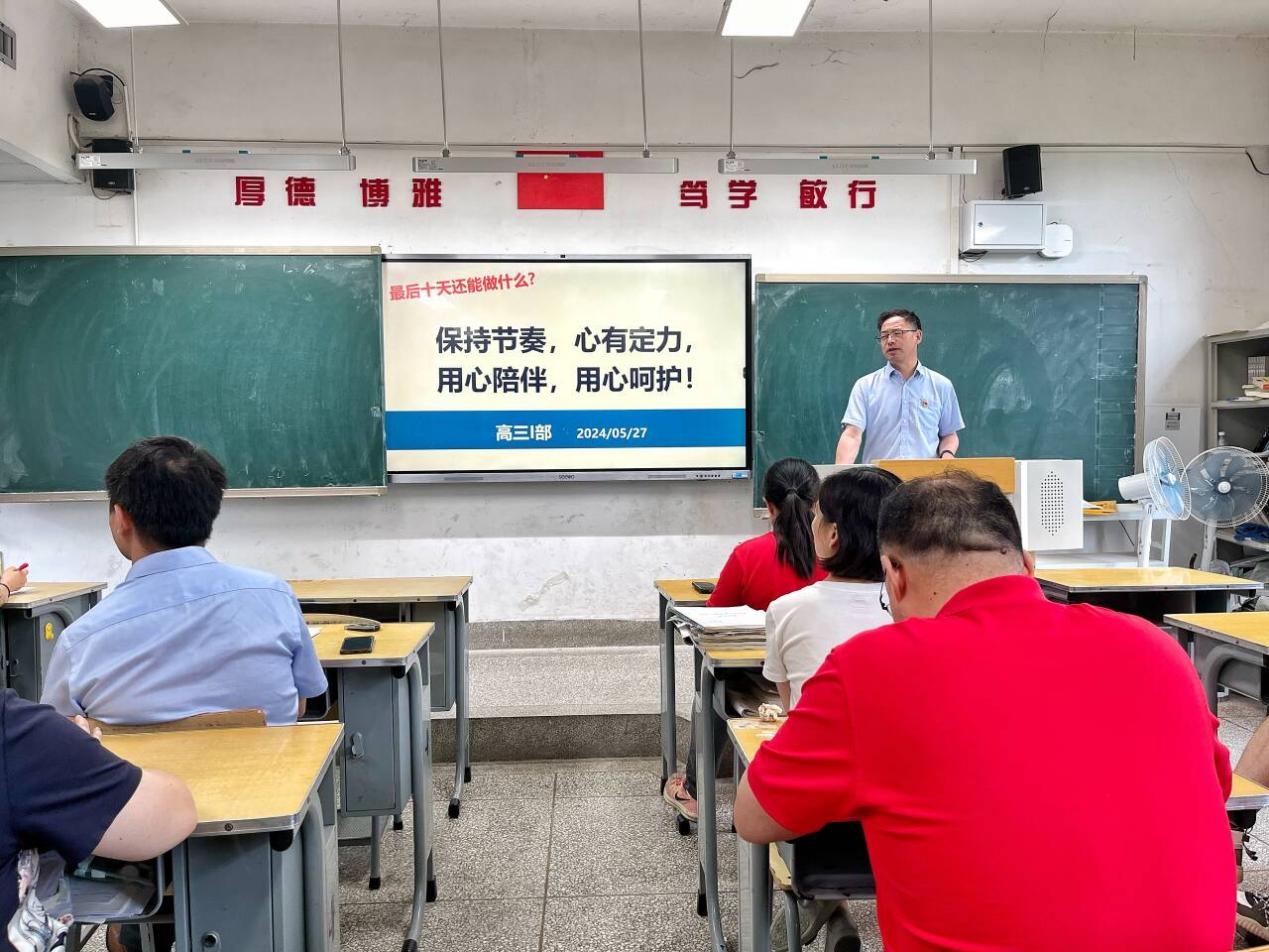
692, 581, 716, 595
340, 635, 375, 655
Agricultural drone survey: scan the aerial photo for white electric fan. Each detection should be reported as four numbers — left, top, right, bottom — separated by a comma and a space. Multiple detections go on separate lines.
1187, 447, 1269, 572
1118, 437, 1192, 567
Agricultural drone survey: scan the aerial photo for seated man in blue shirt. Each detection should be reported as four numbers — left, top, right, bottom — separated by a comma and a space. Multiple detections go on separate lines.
42, 436, 328, 726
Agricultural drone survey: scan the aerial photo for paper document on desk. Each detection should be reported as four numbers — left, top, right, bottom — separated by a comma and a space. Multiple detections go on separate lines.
306, 625, 321, 639
674, 605, 765, 634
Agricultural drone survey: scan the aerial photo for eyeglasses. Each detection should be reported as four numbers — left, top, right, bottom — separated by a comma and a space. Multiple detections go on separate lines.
876, 329, 917, 342
879, 585, 890, 615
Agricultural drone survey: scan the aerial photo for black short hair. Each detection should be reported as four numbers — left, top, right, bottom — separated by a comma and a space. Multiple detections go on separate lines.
817, 467, 902, 580
762, 457, 821, 579
877, 471, 1022, 558
877, 308, 922, 332
105, 436, 228, 549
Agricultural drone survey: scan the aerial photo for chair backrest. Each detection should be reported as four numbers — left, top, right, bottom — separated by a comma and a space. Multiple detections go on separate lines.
302, 612, 379, 626
787, 821, 875, 900
88, 708, 267, 735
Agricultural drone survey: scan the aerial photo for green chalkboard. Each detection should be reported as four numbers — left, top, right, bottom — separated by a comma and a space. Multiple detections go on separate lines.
0, 251, 386, 493
753, 277, 1142, 506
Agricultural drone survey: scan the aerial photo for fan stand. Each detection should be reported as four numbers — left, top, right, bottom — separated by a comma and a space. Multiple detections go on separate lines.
1199, 522, 1219, 572
1136, 504, 1156, 569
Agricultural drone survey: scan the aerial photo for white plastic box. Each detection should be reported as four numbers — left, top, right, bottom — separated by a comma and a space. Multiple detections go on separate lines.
960, 201, 1046, 252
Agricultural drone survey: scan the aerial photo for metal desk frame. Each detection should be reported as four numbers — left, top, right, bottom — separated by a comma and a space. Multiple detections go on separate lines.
692, 635, 764, 952
0, 583, 104, 699
1166, 614, 1269, 713
294, 581, 472, 819
1037, 576, 1261, 627
655, 581, 712, 791
318, 632, 435, 952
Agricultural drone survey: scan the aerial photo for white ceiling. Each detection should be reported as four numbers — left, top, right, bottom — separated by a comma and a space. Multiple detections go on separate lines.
155, 0, 1269, 35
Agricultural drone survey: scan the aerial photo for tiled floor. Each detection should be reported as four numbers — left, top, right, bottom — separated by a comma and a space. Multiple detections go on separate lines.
80, 694, 1269, 951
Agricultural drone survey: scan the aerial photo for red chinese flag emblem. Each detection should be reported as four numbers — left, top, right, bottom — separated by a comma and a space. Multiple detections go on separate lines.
517, 150, 605, 210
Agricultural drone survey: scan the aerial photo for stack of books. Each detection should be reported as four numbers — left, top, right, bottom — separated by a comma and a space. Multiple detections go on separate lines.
1235, 376, 1269, 401
673, 605, 766, 649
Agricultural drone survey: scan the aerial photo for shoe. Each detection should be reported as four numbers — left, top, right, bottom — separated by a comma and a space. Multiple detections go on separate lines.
822, 907, 862, 952
800, 899, 838, 945
663, 773, 698, 823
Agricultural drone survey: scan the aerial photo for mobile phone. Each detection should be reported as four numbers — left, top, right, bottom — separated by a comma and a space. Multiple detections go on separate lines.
344, 621, 381, 632
692, 581, 716, 595
339, 635, 375, 655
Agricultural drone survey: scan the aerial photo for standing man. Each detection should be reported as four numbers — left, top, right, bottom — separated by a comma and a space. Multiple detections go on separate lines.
835, 308, 965, 464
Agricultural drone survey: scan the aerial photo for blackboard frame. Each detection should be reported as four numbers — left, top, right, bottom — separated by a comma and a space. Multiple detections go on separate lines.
751, 273, 1148, 509
0, 246, 387, 501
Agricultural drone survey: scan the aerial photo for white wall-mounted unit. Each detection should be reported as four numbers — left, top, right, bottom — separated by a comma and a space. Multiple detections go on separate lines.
1013, 459, 1085, 552
960, 200, 1046, 252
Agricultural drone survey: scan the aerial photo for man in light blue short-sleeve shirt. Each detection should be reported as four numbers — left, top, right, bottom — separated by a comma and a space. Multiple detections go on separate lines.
42, 436, 327, 727
836, 308, 965, 464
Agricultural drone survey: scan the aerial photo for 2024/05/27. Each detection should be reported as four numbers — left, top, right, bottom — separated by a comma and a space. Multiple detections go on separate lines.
576, 427, 649, 441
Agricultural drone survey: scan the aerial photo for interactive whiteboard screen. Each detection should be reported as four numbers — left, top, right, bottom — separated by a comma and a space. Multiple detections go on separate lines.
383, 257, 750, 480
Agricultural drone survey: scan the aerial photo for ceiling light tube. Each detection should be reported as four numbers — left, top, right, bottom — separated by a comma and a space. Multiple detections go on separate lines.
718, 155, 977, 175
77, 151, 358, 171
718, 0, 815, 37
413, 155, 679, 174
67, 0, 182, 29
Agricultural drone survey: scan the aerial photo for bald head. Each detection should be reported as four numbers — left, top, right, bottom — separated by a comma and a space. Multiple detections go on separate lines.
877, 471, 1033, 620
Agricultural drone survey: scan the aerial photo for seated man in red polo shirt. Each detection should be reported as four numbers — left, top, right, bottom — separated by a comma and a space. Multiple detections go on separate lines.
735, 471, 1235, 952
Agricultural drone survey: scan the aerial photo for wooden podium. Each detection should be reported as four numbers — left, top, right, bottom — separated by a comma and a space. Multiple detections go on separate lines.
875, 456, 1016, 493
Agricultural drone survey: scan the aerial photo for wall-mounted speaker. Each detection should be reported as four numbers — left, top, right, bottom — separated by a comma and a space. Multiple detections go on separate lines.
73, 72, 116, 122
1002, 144, 1042, 198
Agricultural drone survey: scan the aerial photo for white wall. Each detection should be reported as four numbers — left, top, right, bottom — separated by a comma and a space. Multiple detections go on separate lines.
0, 0, 80, 181
2, 22, 1267, 618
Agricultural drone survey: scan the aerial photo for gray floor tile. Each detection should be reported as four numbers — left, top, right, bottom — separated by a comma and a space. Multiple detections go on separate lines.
1222, 694, 1267, 732
547, 795, 736, 897
554, 762, 662, 797
430, 760, 556, 803
542, 891, 737, 952
1224, 719, 1255, 766
341, 797, 551, 903
340, 898, 544, 952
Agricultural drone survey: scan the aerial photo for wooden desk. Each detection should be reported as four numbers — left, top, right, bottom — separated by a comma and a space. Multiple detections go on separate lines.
652, 577, 718, 790
685, 626, 766, 952
0, 580, 105, 700
310, 621, 435, 948
290, 575, 473, 818
1035, 568, 1261, 624
103, 723, 341, 951
1167, 612, 1269, 712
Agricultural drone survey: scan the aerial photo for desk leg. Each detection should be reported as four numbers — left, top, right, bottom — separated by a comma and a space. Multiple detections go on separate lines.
734, 748, 770, 952
696, 664, 727, 952
449, 593, 471, 819
405, 659, 433, 951
301, 792, 329, 952
368, 815, 384, 890
660, 608, 677, 789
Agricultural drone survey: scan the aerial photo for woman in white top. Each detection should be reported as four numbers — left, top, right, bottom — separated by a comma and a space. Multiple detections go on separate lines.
764, 466, 901, 710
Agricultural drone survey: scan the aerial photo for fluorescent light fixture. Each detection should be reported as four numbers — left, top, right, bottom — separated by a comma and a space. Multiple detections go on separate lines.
413, 155, 679, 174
68, 0, 182, 28
77, 150, 357, 171
718, 155, 978, 175
718, 0, 815, 37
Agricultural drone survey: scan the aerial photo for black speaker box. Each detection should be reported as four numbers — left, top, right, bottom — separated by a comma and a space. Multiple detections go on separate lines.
90, 138, 134, 193
73, 73, 115, 122
1002, 144, 1042, 198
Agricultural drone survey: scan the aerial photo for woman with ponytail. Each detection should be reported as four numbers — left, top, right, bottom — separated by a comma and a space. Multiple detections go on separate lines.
664, 458, 825, 823
707, 457, 826, 610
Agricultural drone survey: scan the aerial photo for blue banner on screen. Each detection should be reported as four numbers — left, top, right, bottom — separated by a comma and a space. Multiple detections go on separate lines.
386, 409, 746, 450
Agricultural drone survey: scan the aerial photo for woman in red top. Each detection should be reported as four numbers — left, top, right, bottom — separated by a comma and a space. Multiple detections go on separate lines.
664, 457, 825, 821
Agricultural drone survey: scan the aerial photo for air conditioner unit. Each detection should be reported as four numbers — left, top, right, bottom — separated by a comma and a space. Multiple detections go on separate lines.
1013, 459, 1084, 552
961, 200, 1046, 252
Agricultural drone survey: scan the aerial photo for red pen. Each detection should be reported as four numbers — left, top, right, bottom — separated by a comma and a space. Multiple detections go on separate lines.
16, 563, 28, 571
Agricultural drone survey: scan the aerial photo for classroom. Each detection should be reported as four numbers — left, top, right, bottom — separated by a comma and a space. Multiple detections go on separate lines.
4, 0, 1269, 950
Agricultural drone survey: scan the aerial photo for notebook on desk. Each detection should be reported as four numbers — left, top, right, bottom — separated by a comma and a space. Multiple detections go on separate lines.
674, 606, 766, 649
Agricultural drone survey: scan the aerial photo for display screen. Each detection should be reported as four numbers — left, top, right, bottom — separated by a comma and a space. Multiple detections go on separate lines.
382, 257, 750, 479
